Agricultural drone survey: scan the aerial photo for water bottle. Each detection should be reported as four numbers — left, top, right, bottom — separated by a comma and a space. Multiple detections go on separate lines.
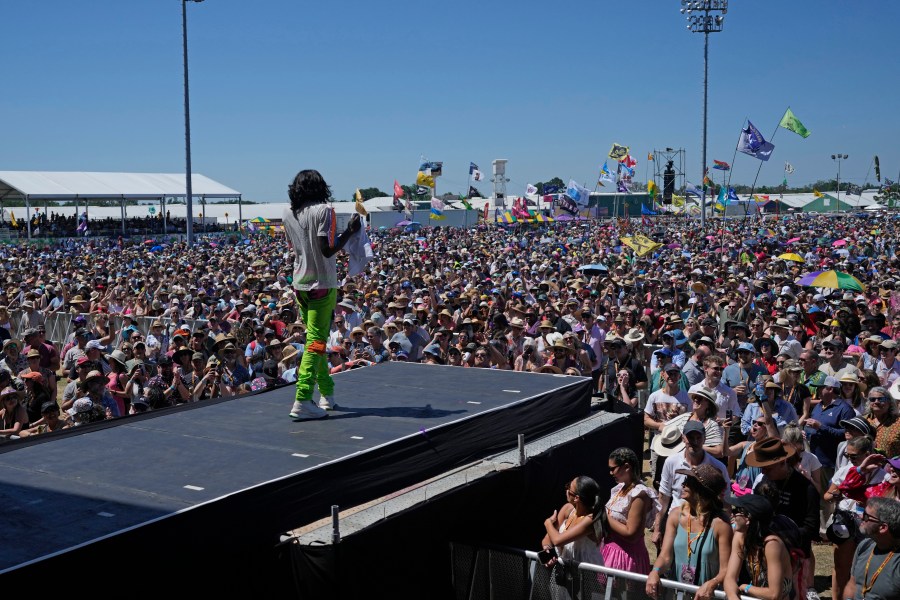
755, 380, 765, 402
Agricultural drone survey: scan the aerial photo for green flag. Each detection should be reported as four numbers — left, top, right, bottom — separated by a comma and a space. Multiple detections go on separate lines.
779, 108, 810, 138
459, 195, 473, 210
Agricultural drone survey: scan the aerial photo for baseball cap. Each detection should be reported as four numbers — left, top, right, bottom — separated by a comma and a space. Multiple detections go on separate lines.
682, 420, 706, 437
85, 340, 104, 351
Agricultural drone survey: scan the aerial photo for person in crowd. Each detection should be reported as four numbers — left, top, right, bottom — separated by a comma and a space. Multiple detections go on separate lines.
840, 372, 868, 416
741, 378, 799, 437
17, 400, 68, 437
805, 376, 856, 478
603, 447, 660, 582
647, 463, 731, 600
653, 420, 730, 551
875, 339, 900, 388
724, 494, 794, 600
282, 168, 361, 420
846, 496, 900, 600
749, 438, 820, 569
539, 475, 604, 590
0, 385, 28, 438
823, 435, 888, 600
722, 341, 767, 410
865, 387, 900, 459
689, 354, 741, 421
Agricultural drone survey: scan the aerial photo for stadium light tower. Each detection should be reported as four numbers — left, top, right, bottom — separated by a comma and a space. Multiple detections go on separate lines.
832, 154, 848, 206
680, 0, 727, 230
182, 0, 204, 246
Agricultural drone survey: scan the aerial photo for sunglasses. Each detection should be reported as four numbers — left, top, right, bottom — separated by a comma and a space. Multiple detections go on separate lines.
474, 353, 488, 358
869, 396, 889, 403
862, 512, 885, 524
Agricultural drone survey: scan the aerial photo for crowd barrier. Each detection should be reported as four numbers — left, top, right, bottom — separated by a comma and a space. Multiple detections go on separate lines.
451, 542, 753, 600
6, 309, 207, 353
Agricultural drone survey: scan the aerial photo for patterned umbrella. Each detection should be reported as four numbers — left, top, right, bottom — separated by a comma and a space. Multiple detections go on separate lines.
796, 270, 866, 292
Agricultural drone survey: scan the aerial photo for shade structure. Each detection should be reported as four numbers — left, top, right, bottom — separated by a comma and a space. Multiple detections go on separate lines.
496, 211, 517, 224
796, 270, 866, 292
250, 217, 270, 223
777, 253, 805, 263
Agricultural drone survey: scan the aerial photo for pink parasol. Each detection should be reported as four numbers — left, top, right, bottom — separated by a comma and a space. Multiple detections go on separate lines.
787, 237, 801, 243
833, 239, 847, 247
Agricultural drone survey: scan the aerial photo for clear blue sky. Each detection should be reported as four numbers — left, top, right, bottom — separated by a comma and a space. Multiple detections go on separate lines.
2, 1, 898, 202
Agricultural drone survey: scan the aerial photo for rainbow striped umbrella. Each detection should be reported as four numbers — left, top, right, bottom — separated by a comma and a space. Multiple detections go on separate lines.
796, 270, 866, 292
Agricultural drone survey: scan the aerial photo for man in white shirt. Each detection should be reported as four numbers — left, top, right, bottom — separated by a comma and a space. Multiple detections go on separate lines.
651, 420, 730, 551
771, 317, 804, 359
688, 353, 741, 419
644, 363, 692, 488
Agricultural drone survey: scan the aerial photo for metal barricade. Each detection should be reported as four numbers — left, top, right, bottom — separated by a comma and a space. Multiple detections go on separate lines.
450, 542, 755, 600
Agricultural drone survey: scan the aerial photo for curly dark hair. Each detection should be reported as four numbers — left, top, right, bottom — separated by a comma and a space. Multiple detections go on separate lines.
288, 169, 332, 211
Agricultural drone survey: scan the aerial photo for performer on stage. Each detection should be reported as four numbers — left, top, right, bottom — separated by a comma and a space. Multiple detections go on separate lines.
282, 169, 360, 421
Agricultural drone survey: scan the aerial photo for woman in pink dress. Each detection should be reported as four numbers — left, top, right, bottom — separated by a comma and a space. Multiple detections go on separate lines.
602, 447, 660, 583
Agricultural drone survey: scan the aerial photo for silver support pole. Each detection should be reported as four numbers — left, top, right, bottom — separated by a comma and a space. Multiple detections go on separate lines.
331, 505, 341, 544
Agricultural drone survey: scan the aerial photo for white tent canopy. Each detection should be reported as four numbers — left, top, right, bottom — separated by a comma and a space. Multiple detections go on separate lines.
0, 171, 241, 238
0, 171, 240, 200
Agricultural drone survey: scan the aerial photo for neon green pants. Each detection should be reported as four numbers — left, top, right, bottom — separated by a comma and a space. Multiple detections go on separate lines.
295, 288, 336, 402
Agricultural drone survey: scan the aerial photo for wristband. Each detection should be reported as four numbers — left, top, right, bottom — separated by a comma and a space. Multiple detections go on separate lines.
743, 584, 752, 594
652, 566, 661, 572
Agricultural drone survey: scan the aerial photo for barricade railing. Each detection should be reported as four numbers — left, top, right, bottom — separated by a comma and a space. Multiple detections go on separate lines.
7, 309, 208, 353
450, 542, 753, 600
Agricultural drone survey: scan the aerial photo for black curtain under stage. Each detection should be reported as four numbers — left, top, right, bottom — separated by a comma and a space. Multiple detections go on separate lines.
286, 410, 642, 600
0, 367, 592, 596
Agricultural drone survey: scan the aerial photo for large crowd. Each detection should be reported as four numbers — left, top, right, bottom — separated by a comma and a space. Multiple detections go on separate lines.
1, 210, 899, 599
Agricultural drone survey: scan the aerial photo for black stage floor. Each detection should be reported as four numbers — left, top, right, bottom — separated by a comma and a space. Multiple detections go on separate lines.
0, 363, 591, 594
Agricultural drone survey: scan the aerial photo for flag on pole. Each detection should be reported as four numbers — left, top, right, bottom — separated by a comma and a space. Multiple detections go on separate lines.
875, 156, 881, 182
703, 168, 712, 188
416, 172, 435, 188
617, 180, 630, 194
618, 163, 635, 178
779, 108, 811, 138
393, 180, 404, 198
599, 162, 615, 185
737, 120, 775, 161
685, 182, 703, 198
647, 153, 654, 161
712, 160, 730, 171
647, 180, 659, 200
468, 185, 482, 199
727, 188, 739, 203
672, 194, 686, 207
813, 189, 823, 198
430, 197, 446, 220
9, 211, 17, 228
714, 186, 727, 211
460, 195, 473, 210
847, 184, 862, 196
784, 162, 795, 174
542, 184, 560, 194
469, 162, 483, 181
526, 183, 538, 196
608, 143, 629, 160
620, 154, 637, 168
566, 179, 591, 206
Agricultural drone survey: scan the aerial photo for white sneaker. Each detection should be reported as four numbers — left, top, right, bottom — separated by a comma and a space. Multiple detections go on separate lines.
317, 393, 334, 411
806, 589, 821, 600
290, 401, 328, 421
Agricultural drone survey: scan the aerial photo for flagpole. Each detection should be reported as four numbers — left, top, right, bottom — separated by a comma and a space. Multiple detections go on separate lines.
747, 109, 788, 221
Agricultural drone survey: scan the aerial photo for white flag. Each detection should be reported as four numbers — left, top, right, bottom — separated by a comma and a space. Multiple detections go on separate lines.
526, 183, 538, 195
471, 169, 483, 181
784, 162, 795, 174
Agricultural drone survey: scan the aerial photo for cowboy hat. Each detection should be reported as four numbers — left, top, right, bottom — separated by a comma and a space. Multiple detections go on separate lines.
624, 328, 645, 343
212, 333, 237, 352
838, 372, 867, 395
281, 345, 299, 363
652, 421, 687, 457
675, 463, 727, 498
744, 438, 796, 467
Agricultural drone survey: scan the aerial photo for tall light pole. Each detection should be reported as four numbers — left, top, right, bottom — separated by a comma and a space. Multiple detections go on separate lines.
831, 154, 848, 207
680, 0, 727, 230
182, 0, 204, 247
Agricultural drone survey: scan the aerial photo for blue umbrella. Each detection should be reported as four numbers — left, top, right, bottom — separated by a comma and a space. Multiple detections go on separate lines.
579, 264, 609, 276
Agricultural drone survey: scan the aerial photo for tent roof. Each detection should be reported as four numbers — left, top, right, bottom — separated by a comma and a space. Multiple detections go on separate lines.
0, 171, 240, 200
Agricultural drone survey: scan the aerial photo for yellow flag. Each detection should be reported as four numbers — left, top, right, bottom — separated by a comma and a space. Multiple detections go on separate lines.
354, 188, 368, 216
671, 194, 685, 207
621, 234, 662, 257
9, 211, 18, 228
416, 172, 435, 188
813, 189, 823, 198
